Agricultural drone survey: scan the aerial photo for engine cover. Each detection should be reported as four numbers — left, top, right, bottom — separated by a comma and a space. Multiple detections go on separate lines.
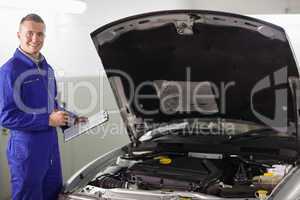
127, 157, 220, 191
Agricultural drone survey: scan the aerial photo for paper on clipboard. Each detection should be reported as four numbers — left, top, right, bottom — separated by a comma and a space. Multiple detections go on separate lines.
63, 111, 109, 142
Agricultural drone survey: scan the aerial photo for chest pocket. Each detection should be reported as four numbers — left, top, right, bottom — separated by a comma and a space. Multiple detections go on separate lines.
21, 76, 48, 110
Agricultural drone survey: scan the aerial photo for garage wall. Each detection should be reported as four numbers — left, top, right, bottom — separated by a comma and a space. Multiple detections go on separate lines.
0, 128, 10, 200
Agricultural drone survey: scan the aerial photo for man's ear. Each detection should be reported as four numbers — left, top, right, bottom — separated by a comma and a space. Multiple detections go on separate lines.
17, 31, 20, 39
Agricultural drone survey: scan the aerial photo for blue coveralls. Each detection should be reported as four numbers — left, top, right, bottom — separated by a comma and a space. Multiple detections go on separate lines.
0, 48, 62, 200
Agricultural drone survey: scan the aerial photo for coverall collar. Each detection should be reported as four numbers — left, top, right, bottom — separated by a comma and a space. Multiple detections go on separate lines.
13, 48, 46, 68
18, 47, 44, 64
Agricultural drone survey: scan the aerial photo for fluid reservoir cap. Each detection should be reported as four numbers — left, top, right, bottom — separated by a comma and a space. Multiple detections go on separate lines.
159, 157, 172, 165
263, 172, 274, 177
179, 197, 192, 200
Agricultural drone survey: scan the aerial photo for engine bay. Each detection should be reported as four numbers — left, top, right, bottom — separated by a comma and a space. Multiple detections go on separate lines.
82, 152, 292, 199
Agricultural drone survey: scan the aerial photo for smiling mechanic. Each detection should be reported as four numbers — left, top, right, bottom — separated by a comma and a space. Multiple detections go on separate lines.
0, 14, 86, 200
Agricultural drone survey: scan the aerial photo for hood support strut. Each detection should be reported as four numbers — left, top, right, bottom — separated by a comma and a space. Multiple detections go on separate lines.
109, 76, 141, 146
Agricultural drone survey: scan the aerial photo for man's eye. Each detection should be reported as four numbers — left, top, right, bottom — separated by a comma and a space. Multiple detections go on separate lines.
37, 32, 45, 37
26, 32, 33, 37
25, 32, 45, 38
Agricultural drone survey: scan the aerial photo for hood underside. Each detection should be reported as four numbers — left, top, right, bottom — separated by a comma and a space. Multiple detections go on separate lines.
91, 10, 299, 136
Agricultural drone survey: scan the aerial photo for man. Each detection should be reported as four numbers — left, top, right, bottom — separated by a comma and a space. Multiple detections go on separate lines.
0, 14, 86, 200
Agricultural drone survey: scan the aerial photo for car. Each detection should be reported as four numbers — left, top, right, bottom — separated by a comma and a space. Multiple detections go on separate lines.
58, 10, 300, 200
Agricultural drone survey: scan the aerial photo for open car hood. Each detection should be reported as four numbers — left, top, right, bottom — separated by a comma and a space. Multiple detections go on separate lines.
91, 10, 299, 142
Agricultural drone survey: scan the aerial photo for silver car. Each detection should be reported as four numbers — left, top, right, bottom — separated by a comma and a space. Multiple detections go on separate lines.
59, 10, 300, 200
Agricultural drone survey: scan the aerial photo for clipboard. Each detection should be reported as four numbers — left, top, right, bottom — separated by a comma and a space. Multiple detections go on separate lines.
63, 111, 109, 142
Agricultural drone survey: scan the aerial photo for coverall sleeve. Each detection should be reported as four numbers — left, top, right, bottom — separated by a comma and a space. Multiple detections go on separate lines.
0, 69, 50, 131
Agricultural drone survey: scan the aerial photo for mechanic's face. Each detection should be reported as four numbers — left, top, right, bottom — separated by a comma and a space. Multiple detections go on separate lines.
17, 20, 45, 58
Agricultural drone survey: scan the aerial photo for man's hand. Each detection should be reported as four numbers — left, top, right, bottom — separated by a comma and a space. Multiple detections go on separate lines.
49, 110, 69, 127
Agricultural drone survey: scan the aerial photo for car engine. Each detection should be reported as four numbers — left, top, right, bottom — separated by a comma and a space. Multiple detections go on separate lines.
84, 152, 292, 198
